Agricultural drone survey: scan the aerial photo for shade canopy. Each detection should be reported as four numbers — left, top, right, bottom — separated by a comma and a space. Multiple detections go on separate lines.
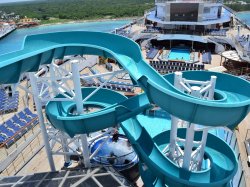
157, 34, 208, 43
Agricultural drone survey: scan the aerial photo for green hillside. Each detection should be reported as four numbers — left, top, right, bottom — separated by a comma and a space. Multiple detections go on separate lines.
0, 0, 249, 25
0, 0, 154, 24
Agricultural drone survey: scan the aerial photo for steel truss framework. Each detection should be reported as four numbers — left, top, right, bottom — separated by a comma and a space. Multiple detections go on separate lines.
164, 72, 227, 172
10, 56, 229, 173
14, 57, 128, 171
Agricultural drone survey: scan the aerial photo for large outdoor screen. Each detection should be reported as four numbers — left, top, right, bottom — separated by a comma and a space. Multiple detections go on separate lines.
170, 3, 199, 22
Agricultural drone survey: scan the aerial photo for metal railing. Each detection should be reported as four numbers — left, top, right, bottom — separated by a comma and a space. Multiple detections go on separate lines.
223, 130, 247, 187
0, 124, 43, 176
144, 7, 156, 16
92, 150, 138, 170
230, 34, 250, 62
0, 117, 39, 149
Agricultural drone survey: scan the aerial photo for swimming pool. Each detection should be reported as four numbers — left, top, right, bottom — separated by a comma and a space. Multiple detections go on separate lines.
168, 48, 190, 62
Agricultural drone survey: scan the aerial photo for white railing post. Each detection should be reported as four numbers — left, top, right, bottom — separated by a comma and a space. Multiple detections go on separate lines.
71, 62, 91, 168
29, 72, 56, 171
237, 25, 241, 37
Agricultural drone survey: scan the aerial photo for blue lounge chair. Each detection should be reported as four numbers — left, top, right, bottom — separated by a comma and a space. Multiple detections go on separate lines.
18, 111, 32, 123
0, 134, 7, 143
5, 120, 20, 132
24, 108, 38, 119
12, 115, 27, 127
0, 125, 15, 138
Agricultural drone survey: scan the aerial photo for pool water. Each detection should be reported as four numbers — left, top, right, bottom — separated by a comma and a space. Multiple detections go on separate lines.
168, 48, 190, 61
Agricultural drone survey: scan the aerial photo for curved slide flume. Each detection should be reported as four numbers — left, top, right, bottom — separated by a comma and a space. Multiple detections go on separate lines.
45, 87, 238, 187
0, 31, 249, 128
45, 88, 151, 137
117, 55, 250, 128
0, 31, 249, 186
121, 116, 237, 187
46, 87, 238, 187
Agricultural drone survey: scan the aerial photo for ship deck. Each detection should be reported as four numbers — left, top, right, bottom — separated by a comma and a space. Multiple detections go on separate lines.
0, 18, 250, 187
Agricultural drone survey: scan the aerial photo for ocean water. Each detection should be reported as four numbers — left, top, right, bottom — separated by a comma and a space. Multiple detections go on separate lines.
0, 11, 249, 55
0, 20, 131, 55
237, 11, 250, 26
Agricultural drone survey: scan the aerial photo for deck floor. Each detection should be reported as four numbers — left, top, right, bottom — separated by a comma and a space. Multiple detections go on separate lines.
0, 43, 249, 186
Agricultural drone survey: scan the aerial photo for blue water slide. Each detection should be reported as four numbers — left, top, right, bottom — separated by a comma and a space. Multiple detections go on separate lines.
45, 87, 237, 187
45, 88, 151, 137
0, 31, 249, 186
116, 53, 250, 128
121, 116, 237, 187
0, 31, 249, 128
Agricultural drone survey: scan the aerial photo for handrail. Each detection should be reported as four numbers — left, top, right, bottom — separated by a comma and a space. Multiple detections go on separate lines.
0, 129, 41, 173
230, 34, 250, 62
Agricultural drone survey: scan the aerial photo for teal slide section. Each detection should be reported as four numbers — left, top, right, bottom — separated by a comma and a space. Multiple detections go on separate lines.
0, 31, 249, 128
45, 88, 151, 137
0, 31, 250, 186
121, 116, 237, 187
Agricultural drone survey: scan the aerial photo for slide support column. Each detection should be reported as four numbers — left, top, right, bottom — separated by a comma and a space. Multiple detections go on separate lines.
169, 72, 183, 157
50, 62, 71, 166
183, 83, 200, 170
29, 72, 56, 171
71, 62, 91, 168
49, 62, 58, 96
182, 123, 195, 170
60, 132, 71, 166
197, 128, 208, 170
208, 76, 217, 100
197, 75, 217, 169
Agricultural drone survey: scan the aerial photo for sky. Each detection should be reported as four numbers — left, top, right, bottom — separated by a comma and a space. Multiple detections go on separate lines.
0, 0, 36, 4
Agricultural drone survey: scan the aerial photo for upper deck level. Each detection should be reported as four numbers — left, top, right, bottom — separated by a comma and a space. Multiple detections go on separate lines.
146, 0, 229, 26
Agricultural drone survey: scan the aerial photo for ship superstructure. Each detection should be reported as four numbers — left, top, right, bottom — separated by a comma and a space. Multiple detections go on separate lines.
147, 0, 230, 31
0, 22, 16, 39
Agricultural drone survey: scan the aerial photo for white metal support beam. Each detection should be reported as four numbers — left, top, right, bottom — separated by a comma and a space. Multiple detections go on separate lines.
29, 72, 56, 171
71, 62, 90, 168
169, 72, 182, 157
50, 63, 57, 96
182, 123, 195, 170
82, 72, 118, 104
60, 132, 71, 166
80, 69, 126, 80
208, 76, 217, 100
167, 72, 217, 172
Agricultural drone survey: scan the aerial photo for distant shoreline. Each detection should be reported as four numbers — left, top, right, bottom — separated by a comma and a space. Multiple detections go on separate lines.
236, 11, 250, 27
37, 17, 138, 27
237, 10, 250, 13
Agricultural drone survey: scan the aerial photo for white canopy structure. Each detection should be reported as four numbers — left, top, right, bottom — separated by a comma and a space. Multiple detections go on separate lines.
157, 34, 208, 43
208, 66, 227, 73
221, 50, 245, 62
